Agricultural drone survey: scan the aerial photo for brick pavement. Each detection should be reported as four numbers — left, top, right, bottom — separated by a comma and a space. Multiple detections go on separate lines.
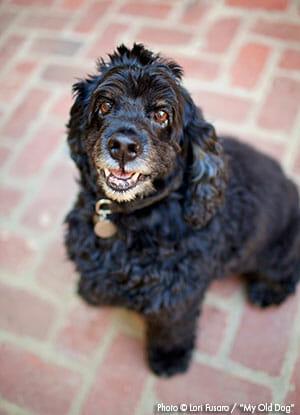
0, 1, 300, 414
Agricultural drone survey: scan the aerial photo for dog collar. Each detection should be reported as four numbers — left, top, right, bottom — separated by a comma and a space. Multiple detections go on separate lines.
93, 169, 183, 238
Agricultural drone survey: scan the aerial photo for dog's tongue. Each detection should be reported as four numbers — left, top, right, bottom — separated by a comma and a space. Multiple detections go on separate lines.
110, 169, 133, 180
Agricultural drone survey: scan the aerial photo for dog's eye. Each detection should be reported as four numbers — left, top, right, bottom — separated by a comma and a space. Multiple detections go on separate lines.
154, 110, 169, 126
99, 102, 112, 115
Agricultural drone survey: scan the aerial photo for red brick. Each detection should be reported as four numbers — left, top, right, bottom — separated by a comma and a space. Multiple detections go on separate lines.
42, 63, 88, 83
0, 147, 10, 166
0, 282, 56, 340
56, 304, 112, 358
197, 304, 228, 355
136, 26, 192, 46
209, 275, 242, 298
0, 186, 22, 216
2, 88, 50, 138
0, 34, 24, 55
21, 161, 77, 231
36, 237, 77, 294
50, 92, 73, 119
119, 2, 172, 19
174, 55, 219, 81
0, 60, 37, 104
20, 13, 69, 31
194, 90, 252, 123
12, 0, 53, 5
285, 353, 300, 411
0, 11, 17, 37
61, 0, 86, 9
155, 362, 271, 405
203, 17, 241, 53
0, 35, 25, 71
83, 333, 147, 415
11, 123, 64, 177
226, 0, 289, 11
253, 20, 300, 42
180, 2, 210, 26
87, 23, 129, 59
231, 296, 297, 376
279, 49, 300, 71
0, 343, 81, 415
30, 37, 82, 56
0, 232, 35, 275
0, 72, 22, 104
231, 43, 270, 89
258, 77, 300, 132
15, 60, 37, 75
73, 1, 111, 33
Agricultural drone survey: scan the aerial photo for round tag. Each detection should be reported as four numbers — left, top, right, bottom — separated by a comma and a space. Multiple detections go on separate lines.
94, 220, 117, 238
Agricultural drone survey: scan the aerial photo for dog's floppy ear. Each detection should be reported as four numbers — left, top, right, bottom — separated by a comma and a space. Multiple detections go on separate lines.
182, 90, 227, 227
67, 77, 99, 186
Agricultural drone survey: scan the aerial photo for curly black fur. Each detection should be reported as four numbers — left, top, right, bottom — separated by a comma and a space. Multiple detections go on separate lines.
65, 44, 300, 377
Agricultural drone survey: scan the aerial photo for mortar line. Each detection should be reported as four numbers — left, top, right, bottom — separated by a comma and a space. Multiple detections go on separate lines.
193, 351, 278, 390
135, 375, 157, 415
0, 399, 33, 415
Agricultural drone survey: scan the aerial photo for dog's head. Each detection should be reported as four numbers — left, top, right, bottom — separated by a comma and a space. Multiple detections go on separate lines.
68, 44, 227, 226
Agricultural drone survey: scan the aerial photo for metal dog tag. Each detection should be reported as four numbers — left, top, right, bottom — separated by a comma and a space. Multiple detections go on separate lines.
93, 199, 117, 238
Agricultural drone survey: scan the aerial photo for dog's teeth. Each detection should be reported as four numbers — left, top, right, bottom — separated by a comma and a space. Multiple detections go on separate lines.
132, 172, 140, 181
104, 169, 110, 178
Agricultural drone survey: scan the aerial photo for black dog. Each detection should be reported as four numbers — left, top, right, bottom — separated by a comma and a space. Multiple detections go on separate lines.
65, 44, 300, 377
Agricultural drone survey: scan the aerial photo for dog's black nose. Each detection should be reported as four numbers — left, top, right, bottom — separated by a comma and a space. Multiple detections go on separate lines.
108, 134, 141, 163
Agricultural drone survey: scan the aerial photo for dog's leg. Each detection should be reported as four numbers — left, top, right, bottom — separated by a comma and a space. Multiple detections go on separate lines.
145, 300, 200, 377
247, 277, 297, 307
246, 214, 300, 308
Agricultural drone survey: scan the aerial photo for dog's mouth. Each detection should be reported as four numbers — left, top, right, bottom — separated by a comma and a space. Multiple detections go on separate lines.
99, 168, 148, 191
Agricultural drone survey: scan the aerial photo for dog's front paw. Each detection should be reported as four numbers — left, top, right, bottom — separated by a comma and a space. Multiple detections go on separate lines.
247, 280, 294, 308
147, 346, 192, 377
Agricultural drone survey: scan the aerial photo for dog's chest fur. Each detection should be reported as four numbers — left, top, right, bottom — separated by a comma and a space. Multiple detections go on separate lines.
65, 192, 227, 314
